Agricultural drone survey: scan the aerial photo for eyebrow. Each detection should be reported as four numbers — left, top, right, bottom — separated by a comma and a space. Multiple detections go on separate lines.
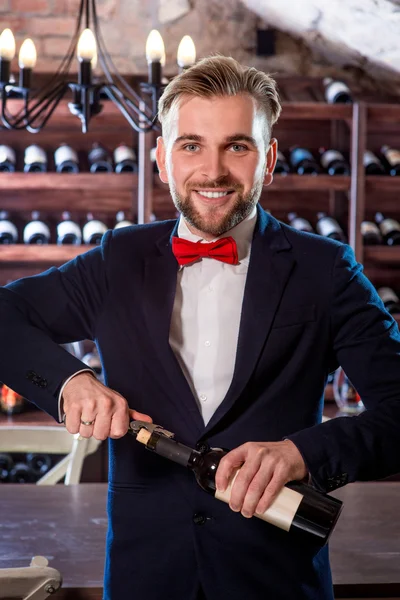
173, 133, 258, 146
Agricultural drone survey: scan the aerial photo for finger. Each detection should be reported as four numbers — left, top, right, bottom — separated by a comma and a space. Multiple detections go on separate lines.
92, 412, 113, 441
110, 406, 131, 439
78, 412, 97, 438
228, 455, 264, 513
240, 468, 274, 518
64, 406, 82, 435
215, 445, 249, 493
255, 468, 287, 516
128, 408, 153, 423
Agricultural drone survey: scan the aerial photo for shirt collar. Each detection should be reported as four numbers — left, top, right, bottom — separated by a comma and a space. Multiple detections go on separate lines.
177, 204, 258, 265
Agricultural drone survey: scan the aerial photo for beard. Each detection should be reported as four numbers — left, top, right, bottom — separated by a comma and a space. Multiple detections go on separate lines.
169, 175, 264, 238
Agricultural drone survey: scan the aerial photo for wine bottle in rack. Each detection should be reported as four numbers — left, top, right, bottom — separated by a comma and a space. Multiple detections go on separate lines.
56, 211, 82, 245
287, 212, 314, 233
82, 213, 108, 245
316, 212, 346, 242
23, 144, 48, 173
377, 287, 400, 315
274, 150, 291, 175
319, 148, 350, 176
114, 211, 134, 230
380, 145, 400, 176
375, 212, 400, 246
23, 211, 51, 245
0, 453, 13, 483
323, 78, 353, 104
361, 220, 382, 245
0, 144, 16, 172
54, 143, 80, 173
26, 453, 52, 478
289, 147, 320, 175
0, 384, 26, 414
114, 144, 138, 173
9, 461, 35, 483
0, 211, 18, 244
88, 143, 113, 173
129, 422, 343, 546
364, 151, 386, 175
150, 147, 159, 173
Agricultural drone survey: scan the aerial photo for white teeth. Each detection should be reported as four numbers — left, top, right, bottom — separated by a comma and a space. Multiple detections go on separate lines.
196, 191, 230, 198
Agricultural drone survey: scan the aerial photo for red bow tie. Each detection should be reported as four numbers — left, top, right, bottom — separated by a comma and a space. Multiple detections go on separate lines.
172, 235, 239, 266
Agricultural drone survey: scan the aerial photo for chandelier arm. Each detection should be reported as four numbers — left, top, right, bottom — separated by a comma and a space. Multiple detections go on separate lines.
25, 84, 70, 133
101, 85, 157, 133
103, 84, 159, 130
8, 80, 68, 129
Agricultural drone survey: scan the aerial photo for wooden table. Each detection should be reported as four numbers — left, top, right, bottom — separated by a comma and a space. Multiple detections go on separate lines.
0, 483, 399, 599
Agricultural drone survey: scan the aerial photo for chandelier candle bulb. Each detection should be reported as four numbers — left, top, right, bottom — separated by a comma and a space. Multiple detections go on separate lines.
177, 35, 196, 72
18, 38, 36, 88
0, 28, 15, 83
146, 30, 164, 86
77, 29, 96, 85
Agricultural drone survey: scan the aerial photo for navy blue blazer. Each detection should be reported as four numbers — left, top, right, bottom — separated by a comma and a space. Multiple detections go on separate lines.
1, 204, 400, 600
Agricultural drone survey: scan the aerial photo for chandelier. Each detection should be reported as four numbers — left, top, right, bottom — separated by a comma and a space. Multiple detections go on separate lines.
0, 0, 196, 134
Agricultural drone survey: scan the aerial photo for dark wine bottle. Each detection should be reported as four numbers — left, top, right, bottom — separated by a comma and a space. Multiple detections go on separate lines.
26, 453, 52, 477
88, 143, 113, 173
129, 423, 343, 546
23, 144, 48, 173
114, 211, 134, 230
289, 147, 320, 176
364, 151, 385, 175
287, 212, 314, 233
323, 77, 352, 104
361, 221, 382, 245
114, 144, 138, 173
23, 211, 51, 245
9, 462, 35, 483
0, 211, 18, 244
0, 144, 16, 172
0, 453, 13, 483
54, 143, 80, 173
82, 213, 108, 245
56, 211, 82, 245
150, 147, 159, 173
319, 148, 350, 175
274, 150, 290, 175
316, 212, 346, 242
377, 287, 400, 314
375, 212, 400, 246
381, 145, 400, 176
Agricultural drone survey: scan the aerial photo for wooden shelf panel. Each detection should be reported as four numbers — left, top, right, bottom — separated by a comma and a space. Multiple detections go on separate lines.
280, 103, 352, 120
366, 176, 400, 193
0, 172, 137, 190
0, 245, 96, 264
364, 246, 400, 264
367, 104, 400, 124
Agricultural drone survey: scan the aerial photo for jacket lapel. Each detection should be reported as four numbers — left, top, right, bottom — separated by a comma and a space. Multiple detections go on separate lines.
143, 222, 205, 438
203, 206, 295, 438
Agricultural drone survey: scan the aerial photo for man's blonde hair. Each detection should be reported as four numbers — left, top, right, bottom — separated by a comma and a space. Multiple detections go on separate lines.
158, 55, 282, 141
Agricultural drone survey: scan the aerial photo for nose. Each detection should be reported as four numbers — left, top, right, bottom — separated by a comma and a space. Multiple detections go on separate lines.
200, 149, 229, 182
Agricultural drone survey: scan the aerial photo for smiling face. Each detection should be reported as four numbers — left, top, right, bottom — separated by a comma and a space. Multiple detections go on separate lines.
156, 93, 277, 240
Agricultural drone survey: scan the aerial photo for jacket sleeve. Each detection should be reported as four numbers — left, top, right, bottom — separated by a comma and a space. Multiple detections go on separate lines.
0, 230, 112, 421
287, 243, 400, 492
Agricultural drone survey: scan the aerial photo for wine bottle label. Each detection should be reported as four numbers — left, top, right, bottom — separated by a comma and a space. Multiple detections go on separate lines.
378, 287, 400, 305
23, 221, 50, 243
320, 150, 345, 169
382, 148, 400, 166
290, 148, 313, 167
82, 220, 108, 243
379, 218, 400, 236
215, 468, 303, 532
325, 81, 351, 104
114, 220, 133, 230
361, 221, 380, 236
363, 151, 380, 167
0, 220, 18, 240
114, 145, 136, 164
290, 217, 313, 232
24, 145, 47, 165
316, 217, 343, 237
0, 145, 16, 164
54, 145, 78, 166
150, 147, 157, 162
57, 221, 82, 241
89, 146, 109, 163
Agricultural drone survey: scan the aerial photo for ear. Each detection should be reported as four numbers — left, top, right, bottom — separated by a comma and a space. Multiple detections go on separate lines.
263, 138, 278, 187
155, 136, 169, 184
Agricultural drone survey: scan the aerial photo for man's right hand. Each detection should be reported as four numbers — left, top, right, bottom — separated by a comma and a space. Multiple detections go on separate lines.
62, 372, 153, 440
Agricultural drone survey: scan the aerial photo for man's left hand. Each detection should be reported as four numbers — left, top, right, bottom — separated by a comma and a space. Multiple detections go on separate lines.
215, 440, 308, 518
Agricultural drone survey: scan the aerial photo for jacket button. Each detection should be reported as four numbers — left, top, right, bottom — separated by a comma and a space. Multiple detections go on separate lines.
193, 513, 207, 525
196, 442, 210, 454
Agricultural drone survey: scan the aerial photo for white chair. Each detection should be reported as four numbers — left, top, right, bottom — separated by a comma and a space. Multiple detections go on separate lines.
0, 556, 62, 599
0, 425, 101, 484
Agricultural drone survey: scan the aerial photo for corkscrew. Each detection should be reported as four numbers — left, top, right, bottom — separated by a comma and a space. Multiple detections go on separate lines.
129, 419, 175, 439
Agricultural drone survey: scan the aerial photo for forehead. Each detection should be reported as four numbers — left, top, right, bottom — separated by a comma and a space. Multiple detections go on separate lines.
172, 94, 264, 138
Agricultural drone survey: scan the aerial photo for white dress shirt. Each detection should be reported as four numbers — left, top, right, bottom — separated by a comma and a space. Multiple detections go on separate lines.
58, 206, 257, 424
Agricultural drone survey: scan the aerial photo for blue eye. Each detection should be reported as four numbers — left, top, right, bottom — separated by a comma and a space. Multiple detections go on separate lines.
231, 144, 247, 152
184, 144, 199, 152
